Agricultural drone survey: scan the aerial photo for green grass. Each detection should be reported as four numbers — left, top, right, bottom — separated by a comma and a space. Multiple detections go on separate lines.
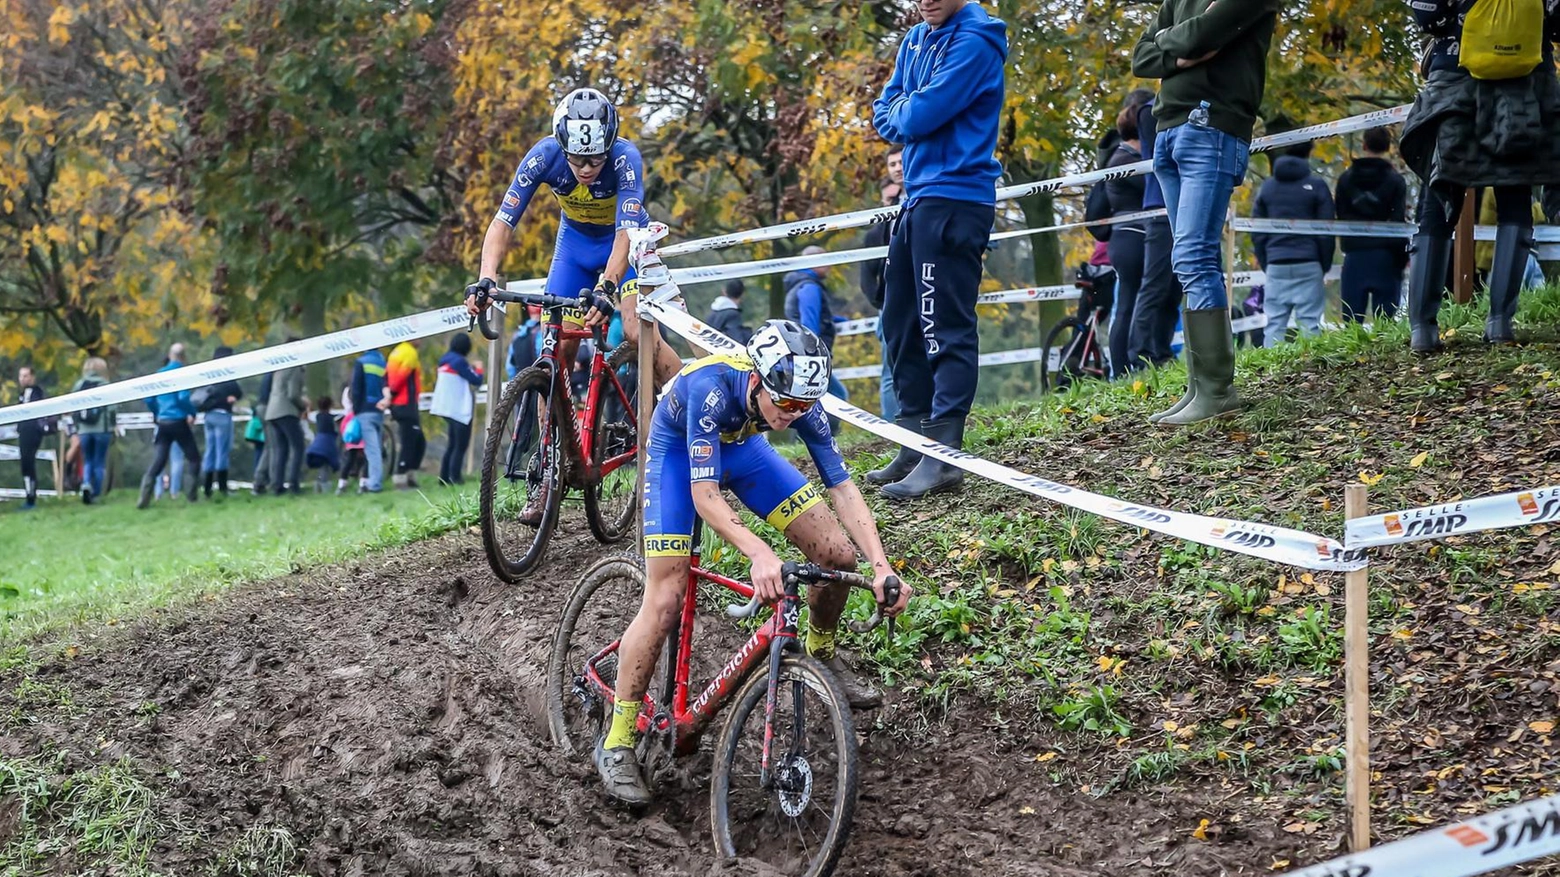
0, 482, 480, 641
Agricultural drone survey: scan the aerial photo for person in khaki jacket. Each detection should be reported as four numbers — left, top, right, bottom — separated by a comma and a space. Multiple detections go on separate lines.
262, 353, 308, 496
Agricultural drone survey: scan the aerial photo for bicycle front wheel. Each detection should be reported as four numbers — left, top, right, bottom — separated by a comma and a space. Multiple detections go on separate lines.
710, 654, 859, 877
584, 344, 640, 545
480, 366, 564, 582
1041, 317, 1105, 393
547, 555, 645, 758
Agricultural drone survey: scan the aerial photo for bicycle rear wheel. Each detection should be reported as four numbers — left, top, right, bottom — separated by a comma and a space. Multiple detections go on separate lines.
710, 654, 859, 877
480, 366, 564, 582
547, 555, 645, 758
1041, 317, 1105, 393
584, 344, 640, 544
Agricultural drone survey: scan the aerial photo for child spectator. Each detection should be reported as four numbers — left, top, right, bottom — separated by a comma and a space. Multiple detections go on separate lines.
305, 396, 341, 493
337, 405, 369, 496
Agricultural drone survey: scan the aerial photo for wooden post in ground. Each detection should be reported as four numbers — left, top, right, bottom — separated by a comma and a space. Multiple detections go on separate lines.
480, 303, 506, 476
1453, 189, 1476, 304
54, 430, 65, 501
1344, 483, 1372, 852
637, 311, 655, 552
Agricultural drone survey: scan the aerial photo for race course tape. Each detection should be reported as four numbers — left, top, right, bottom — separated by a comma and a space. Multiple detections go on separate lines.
0, 307, 471, 428
637, 295, 1366, 572
1346, 485, 1560, 549
1236, 219, 1560, 242
0, 443, 57, 462
1281, 791, 1560, 877
657, 106, 1408, 257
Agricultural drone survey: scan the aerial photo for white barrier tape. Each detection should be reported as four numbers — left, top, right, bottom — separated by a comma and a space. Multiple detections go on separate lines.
1282, 791, 1560, 877
1346, 485, 1560, 549
110, 387, 493, 433
637, 295, 1366, 572
1237, 219, 1560, 243
0, 307, 472, 428
0, 488, 60, 500
650, 107, 1407, 258
0, 444, 57, 462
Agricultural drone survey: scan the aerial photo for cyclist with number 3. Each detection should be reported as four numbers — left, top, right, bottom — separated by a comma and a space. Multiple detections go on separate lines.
463, 87, 683, 400
595, 319, 912, 805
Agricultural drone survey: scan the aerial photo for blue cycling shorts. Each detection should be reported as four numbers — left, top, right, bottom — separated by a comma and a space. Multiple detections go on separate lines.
546, 222, 639, 327
642, 433, 823, 558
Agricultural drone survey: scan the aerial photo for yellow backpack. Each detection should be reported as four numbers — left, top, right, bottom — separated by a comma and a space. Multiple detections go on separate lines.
1460, 0, 1545, 80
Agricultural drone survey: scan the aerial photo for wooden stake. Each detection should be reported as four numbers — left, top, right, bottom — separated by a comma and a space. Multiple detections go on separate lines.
1453, 189, 1476, 304
1344, 483, 1371, 851
637, 313, 655, 554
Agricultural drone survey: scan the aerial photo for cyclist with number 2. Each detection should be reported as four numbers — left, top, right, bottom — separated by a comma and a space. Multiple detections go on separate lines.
595, 319, 912, 805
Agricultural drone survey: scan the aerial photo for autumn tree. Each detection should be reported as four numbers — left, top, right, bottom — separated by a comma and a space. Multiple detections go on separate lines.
0, 0, 206, 368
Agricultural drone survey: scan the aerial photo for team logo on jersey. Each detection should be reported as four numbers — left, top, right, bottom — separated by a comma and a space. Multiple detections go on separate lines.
699, 415, 717, 433
516, 174, 532, 188
622, 198, 644, 216
503, 193, 520, 208
526, 154, 546, 173
691, 439, 714, 462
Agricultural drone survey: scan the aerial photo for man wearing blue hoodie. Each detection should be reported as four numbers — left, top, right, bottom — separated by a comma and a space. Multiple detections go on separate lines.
138, 342, 202, 509
870, 0, 1007, 500
784, 250, 849, 433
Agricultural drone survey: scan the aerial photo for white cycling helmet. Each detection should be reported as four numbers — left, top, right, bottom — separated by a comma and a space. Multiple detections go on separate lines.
746, 320, 832, 402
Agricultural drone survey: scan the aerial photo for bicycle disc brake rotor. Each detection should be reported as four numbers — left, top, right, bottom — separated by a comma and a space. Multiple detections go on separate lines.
774, 754, 814, 818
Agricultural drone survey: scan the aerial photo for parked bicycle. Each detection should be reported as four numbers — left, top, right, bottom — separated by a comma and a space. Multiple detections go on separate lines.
470, 290, 639, 581
1040, 263, 1115, 393
547, 529, 900, 877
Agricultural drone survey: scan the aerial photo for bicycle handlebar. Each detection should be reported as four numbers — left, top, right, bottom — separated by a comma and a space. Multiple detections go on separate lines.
469, 289, 611, 349
725, 561, 904, 640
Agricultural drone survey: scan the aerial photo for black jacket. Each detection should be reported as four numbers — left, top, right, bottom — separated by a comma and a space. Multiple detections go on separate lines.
1335, 156, 1409, 255
858, 220, 892, 311
1414, 0, 1559, 76
15, 385, 48, 435
1252, 155, 1335, 271
705, 296, 752, 345
201, 379, 244, 412
1105, 143, 1146, 219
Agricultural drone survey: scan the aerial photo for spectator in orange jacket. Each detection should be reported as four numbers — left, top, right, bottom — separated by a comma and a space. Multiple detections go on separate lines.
386, 339, 425, 489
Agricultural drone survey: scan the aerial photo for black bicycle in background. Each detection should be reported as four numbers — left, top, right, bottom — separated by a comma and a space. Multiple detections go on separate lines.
1040, 263, 1115, 393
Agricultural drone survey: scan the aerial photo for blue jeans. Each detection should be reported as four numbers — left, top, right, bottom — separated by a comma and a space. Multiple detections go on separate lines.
156, 444, 186, 498
356, 410, 385, 491
1153, 122, 1250, 310
1263, 262, 1325, 347
1340, 249, 1403, 322
203, 410, 233, 472
80, 432, 110, 497
875, 319, 899, 420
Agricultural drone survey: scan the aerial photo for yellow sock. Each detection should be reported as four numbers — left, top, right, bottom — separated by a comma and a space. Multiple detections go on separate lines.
604, 699, 642, 751
805, 626, 837, 660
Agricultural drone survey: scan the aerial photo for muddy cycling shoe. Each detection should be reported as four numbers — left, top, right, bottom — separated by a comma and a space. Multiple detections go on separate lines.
818, 653, 883, 710
517, 489, 548, 527
594, 740, 652, 806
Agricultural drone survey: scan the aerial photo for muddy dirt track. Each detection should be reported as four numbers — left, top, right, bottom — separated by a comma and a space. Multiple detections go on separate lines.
4, 529, 1379, 876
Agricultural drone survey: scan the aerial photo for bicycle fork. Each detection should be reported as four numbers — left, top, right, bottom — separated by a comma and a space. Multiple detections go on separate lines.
760, 594, 803, 790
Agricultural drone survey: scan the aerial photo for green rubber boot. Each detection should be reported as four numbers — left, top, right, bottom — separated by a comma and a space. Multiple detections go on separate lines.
1158, 308, 1242, 426
1148, 329, 1197, 425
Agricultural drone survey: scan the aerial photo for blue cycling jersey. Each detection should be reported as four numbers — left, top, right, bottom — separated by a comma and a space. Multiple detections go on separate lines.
494, 138, 648, 236
651, 355, 850, 489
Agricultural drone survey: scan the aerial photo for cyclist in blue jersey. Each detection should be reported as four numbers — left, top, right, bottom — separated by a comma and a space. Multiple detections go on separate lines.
463, 87, 682, 387
593, 319, 912, 805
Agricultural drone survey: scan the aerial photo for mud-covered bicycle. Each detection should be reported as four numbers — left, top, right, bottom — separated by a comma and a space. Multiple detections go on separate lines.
546, 525, 900, 877
469, 290, 639, 581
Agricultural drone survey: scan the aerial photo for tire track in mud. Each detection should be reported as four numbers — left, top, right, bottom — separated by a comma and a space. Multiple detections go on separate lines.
5, 524, 1308, 876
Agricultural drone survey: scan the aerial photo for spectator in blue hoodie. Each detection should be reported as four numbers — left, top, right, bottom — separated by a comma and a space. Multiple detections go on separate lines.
870, 0, 1006, 500
138, 342, 202, 509
1252, 140, 1335, 346
349, 346, 391, 493
784, 250, 849, 433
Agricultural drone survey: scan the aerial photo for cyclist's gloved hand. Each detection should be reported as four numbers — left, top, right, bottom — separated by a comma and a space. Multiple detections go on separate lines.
583, 278, 617, 328
750, 547, 786, 605
465, 277, 497, 316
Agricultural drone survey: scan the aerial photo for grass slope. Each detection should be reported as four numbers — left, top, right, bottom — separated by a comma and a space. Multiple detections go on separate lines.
0, 483, 480, 641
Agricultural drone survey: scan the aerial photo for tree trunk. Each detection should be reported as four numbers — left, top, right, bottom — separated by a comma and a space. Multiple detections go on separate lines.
300, 293, 329, 401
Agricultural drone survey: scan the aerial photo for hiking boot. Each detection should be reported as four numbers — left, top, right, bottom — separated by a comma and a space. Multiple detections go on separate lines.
880, 417, 964, 501
1158, 308, 1242, 426
1484, 224, 1533, 344
594, 739, 652, 806
1407, 233, 1450, 354
864, 417, 923, 486
817, 652, 883, 710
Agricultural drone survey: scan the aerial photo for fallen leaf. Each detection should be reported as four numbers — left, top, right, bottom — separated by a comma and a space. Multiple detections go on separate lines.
1192, 818, 1210, 841
1410, 451, 1429, 468
1162, 720, 1180, 732
1019, 805, 1035, 815
1034, 752, 1058, 763
1358, 470, 1384, 486
1531, 721, 1555, 734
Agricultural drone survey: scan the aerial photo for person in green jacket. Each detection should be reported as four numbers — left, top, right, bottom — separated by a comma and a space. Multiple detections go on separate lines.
70, 357, 115, 504
262, 353, 308, 496
1132, 0, 1280, 425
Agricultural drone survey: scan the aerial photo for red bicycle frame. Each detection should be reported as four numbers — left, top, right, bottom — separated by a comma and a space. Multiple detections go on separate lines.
581, 520, 799, 759
517, 305, 637, 483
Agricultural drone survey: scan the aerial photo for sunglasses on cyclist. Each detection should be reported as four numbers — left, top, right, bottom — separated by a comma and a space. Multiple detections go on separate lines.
766, 389, 814, 414
565, 153, 607, 170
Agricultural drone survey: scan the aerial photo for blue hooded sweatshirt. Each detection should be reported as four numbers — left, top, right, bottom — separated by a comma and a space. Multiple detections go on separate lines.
146, 361, 196, 421
872, 3, 1008, 207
